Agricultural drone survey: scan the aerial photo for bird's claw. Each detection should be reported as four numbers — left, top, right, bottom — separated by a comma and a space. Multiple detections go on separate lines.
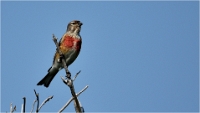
66, 71, 71, 79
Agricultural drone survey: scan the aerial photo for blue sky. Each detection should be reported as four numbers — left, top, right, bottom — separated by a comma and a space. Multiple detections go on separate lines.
1, 1, 199, 112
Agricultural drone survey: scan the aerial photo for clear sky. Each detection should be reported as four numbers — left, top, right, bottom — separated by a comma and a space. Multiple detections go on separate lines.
1, 1, 199, 112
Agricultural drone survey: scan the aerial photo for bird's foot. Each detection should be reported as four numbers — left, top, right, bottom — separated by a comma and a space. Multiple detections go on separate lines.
66, 71, 71, 79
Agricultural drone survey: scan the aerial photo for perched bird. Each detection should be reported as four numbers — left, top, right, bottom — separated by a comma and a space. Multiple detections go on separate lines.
37, 20, 83, 87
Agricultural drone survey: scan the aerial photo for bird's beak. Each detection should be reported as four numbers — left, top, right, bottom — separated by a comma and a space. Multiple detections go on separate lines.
79, 22, 83, 26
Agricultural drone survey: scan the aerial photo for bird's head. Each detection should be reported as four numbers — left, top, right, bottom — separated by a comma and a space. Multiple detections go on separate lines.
66, 20, 83, 34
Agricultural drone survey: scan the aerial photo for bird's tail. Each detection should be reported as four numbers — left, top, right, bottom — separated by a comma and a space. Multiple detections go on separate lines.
37, 67, 59, 87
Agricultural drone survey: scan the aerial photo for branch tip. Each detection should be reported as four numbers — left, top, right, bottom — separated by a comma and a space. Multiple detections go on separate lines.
73, 70, 81, 81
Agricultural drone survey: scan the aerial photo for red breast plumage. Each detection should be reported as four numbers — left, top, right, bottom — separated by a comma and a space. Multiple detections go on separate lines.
37, 20, 83, 87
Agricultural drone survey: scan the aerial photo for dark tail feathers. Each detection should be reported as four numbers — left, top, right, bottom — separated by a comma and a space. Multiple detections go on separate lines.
37, 67, 59, 87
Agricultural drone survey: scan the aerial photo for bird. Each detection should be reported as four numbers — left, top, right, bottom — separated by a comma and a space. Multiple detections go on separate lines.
37, 20, 83, 87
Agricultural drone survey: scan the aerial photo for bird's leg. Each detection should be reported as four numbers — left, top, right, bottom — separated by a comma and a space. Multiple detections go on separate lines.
58, 53, 64, 63
58, 53, 71, 79
66, 68, 71, 79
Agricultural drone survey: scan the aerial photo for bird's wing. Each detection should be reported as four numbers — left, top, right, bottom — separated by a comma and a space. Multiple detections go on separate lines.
52, 33, 71, 64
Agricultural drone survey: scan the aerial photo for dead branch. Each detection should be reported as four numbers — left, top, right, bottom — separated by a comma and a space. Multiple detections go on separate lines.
73, 70, 81, 81
30, 100, 37, 113
34, 89, 39, 113
10, 103, 16, 113
58, 85, 88, 113
38, 95, 53, 111
76, 101, 84, 113
22, 97, 26, 113
12, 106, 16, 113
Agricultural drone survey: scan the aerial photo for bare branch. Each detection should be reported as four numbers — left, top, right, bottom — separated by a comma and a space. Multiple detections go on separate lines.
79, 102, 85, 113
58, 96, 73, 113
62, 77, 82, 112
75, 101, 84, 113
77, 85, 89, 96
12, 106, 16, 113
69, 80, 82, 113
21, 104, 23, 113
10, 103, 16, 113
34, 89, 39, 113
73, 70, 81, 81
59, 85, 89, 113
22, 97, 26, 113
10, 103, 12, 113
38, 95, 53, 111
30, 100, 37, 113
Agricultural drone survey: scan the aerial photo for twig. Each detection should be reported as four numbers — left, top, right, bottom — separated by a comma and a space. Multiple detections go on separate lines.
73, 70, 81, 81
10, 103, 16, 113
52, 34, 82, 112
10, 103, 12, 113
22, 97, 26, 113
38, 95, 53, 111
59, 85, 89, 113
12, 106, 16, 113
21, 104, 23, 113
34, 89, 39, 113
30, 100, 37, 113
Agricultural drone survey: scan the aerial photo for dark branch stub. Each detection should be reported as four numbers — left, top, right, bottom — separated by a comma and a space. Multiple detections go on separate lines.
22, 97, 26, 113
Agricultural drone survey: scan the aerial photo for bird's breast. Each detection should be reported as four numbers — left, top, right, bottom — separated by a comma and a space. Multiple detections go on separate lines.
62, 35, 81, 52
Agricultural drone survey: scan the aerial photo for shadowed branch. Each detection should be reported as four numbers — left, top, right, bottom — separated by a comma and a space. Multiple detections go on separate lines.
22, 97, 26, 113
34, 89, 39, 113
